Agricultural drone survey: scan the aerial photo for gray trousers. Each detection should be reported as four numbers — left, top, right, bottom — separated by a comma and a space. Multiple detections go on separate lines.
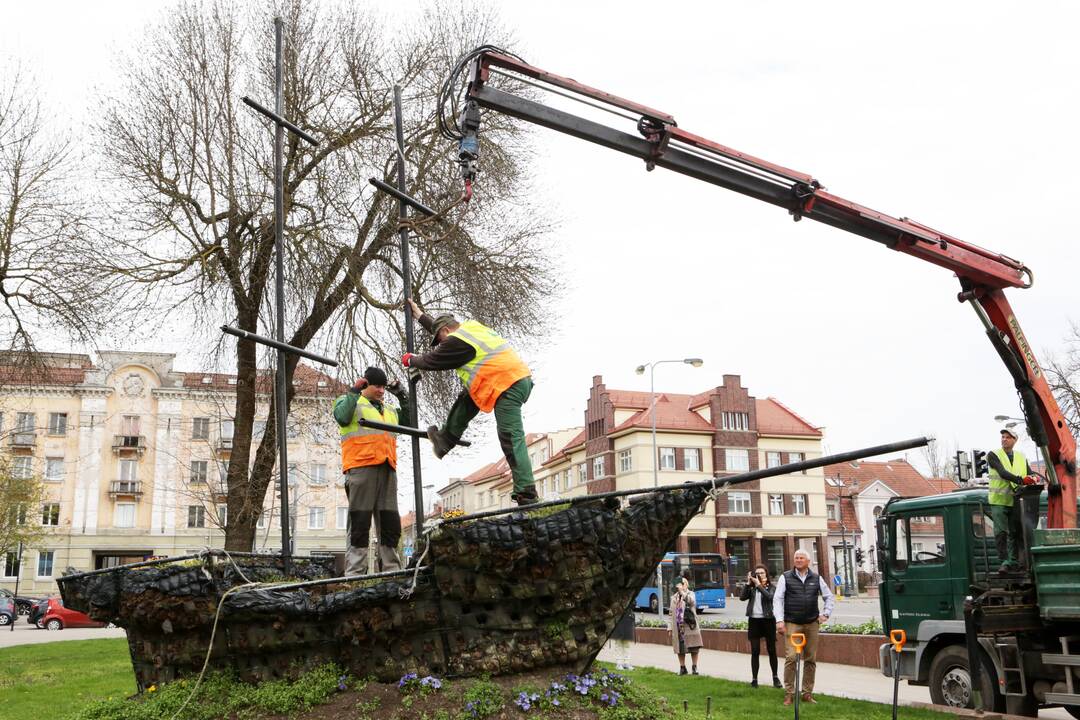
344, 463, 402, 575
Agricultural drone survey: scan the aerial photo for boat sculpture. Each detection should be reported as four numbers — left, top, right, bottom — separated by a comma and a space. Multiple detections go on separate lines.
58, 487, 706, 691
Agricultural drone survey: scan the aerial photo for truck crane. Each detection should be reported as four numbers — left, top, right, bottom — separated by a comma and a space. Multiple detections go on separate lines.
437, 47, 1080, 716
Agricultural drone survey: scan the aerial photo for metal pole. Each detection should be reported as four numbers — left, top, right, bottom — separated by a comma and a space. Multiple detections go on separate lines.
393, 85, 426, 545
9, 541, 22, 631
650, 363, 664, 618
272, 16, 292, 571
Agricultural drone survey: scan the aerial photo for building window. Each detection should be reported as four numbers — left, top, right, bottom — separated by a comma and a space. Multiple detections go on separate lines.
337, 506, 348, 530
190, 460, 208, 483
47, 412, 68, 436
216, 504, 228, 528
192, 417, 210, 440
121, 415, 140, 436
766, 451, 782, 469
187, 505, 205, 528
729, 491, 752, 515
220, 419, 234, 442
826, 503, 839, 521
37, 550, 54, 578
287, 464, 298, 486
16, 411, 35, 432
308, 507, 326, 530
118, 458, 137, 482
12, 456, 33, 480
577, 464, 587, 485
792, 494, 807, 516
618, 450, 632, 473
253, 420, 267, 440
114, 502, 135, 528
659, 447, 675, 471
10, 504, 27, 525
684, 448, 701, 472
257, 510, 268, 529
41, 503, 60, 526
725, 448, 750, 473
769, 494, 784, 515
310, 464, 327, 485
3, 552, 18, 578
593, 456, 605, 479
45, 457, 64, 482
721, 411, 750, 431
789, 451, 803, 464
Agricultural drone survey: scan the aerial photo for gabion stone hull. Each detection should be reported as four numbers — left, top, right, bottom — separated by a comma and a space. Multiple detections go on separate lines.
58, 488, 706, 691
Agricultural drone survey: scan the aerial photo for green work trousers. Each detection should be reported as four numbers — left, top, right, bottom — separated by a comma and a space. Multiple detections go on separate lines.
991, 503, 1021, 567
445, 377, 535, 493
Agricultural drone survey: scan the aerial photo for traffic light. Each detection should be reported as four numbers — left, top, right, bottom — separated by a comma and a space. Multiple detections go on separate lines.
855, 547, 865, 565
972, 449, 989, 478
955, 451, 972, 482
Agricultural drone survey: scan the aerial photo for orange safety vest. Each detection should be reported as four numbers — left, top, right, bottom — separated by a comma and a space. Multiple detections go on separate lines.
451, 320, 531, 413
339, 395, 398, 472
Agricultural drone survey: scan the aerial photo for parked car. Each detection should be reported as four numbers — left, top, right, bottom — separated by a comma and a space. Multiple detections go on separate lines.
0, 588, 45, 616
28, 598, 49, 626
0, 597, 14, 626
36, 597, 106, 631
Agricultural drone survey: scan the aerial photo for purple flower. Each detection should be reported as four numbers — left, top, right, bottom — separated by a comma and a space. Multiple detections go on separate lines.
337, 675, 348, 691
397, 672, 418, 689
420, 676, 442, 690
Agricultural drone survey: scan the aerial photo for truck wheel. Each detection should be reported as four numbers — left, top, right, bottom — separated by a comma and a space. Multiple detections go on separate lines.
928, 645, 1003, 711
1005, 694, 1038, 718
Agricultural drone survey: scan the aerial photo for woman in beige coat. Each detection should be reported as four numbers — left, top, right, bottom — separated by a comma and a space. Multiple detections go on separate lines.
669, 575, 703, 675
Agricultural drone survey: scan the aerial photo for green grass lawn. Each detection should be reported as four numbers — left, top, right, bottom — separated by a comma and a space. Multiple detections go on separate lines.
0, 639, 135, 720
0, 639, 952, 720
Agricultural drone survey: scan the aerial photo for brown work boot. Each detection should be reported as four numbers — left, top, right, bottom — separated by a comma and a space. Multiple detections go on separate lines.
511, 487, 539, 506
783, 694, 793, 706
801, 693, 817, 704
426, 426, 454, 459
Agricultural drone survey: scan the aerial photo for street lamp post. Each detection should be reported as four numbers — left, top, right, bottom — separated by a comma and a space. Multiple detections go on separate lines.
635, 357, 704, 617
836, 476, 858, 598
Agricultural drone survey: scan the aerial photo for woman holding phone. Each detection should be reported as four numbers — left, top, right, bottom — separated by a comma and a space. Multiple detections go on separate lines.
740, 564, 781, 688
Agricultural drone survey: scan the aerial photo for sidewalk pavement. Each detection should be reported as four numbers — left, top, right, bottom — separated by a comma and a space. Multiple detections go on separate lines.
596, 640, 1070, 719
0, 623, 127, 648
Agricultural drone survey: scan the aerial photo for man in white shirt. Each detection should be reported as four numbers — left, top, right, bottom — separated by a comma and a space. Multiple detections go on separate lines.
773, 549, 835, 705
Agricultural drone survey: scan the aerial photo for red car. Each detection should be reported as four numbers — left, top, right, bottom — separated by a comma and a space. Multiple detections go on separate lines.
37, 597, 106, 631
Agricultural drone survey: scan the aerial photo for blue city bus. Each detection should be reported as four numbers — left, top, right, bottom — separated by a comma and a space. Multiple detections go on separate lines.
634, 552, 726, 613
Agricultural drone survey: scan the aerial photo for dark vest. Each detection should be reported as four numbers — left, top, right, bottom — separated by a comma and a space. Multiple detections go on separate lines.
782, 568, 822, 624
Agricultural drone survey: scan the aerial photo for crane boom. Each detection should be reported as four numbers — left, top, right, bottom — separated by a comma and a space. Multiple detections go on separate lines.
452, 49, 1076, 528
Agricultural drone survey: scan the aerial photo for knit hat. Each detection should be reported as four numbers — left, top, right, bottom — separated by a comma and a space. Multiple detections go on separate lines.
363, 366, 388, 387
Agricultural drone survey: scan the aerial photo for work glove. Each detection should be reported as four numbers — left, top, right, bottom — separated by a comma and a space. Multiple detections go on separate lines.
1022, 474, 1038, 486
401, 352, 417, 367
350, 378, 368, 394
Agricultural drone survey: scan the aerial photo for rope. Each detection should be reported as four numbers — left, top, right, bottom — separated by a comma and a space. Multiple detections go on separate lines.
399, 518, 442, 599
702, 478, 730, 515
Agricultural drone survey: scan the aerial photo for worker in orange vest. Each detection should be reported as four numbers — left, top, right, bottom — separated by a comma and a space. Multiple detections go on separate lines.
402, 299, 538, 506
334, 366, 409, 575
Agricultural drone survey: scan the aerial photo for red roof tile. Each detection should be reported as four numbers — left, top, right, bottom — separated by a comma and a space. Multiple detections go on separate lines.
824, 458, 957, 499
608, 394, 714, 435
543, 427, 588, 467
755, 398, 822, 437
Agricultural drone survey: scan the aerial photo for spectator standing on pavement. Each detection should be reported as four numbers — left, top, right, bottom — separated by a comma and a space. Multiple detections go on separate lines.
609, 606, 635, 670
669, 576, 703, 675
741, 564, 781, 688
774, 549, 835, 706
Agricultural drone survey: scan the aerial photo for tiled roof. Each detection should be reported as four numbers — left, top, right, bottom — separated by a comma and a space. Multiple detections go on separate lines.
608, 394, 714, 435
464, 458, 509, 484
825, 484, 863, 533
400, 511, 416, 530
824, 458, 958, 499
0, 365, 91, 386
755, 398, 821, 437
543, 428, 588, 467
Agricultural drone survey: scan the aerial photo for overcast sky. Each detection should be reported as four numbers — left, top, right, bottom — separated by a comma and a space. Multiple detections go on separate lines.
4, 1, 1078, 510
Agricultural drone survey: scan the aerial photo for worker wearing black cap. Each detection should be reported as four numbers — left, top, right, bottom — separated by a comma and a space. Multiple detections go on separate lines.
333, 366, 409, 575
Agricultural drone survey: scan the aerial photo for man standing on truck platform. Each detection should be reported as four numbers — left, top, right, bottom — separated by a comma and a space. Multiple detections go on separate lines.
988, 427, 1032, 572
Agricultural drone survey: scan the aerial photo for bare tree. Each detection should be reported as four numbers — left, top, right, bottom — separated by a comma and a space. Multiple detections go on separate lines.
1045, 321, 1080, 440
0, 68, 109, 364
96, 1, 557, 551
920, 435, 959, 483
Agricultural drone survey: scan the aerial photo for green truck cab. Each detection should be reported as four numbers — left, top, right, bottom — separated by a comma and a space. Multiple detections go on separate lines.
877, 488, 1080, 717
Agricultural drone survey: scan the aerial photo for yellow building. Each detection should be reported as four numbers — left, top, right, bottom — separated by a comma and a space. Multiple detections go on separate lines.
0, 351, 351, 594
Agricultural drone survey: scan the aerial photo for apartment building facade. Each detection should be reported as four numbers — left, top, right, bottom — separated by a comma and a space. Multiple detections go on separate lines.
0, 351, 357, 595
448, 374, 829, 592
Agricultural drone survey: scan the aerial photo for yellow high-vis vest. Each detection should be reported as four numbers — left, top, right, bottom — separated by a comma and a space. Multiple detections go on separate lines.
987, 448, 1028, 507
338, 395, 399, 472
450, 320, 530, 413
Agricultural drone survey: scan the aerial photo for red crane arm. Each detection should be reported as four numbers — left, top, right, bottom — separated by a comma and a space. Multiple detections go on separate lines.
458, 50, 1076, 527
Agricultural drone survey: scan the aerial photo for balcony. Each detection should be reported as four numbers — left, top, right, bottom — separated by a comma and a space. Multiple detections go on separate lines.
109, 480, 143, 495
112, 435, 147, 454
8, 432, 36, 448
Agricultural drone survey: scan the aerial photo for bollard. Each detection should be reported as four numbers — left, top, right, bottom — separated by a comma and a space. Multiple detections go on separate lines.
890, 629, 907, 720
706, 696, 712, 718
683, 699, 689, 712
791, 632, 807, 720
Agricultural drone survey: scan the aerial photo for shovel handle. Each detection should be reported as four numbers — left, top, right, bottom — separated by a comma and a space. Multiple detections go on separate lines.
890, 629, 907, 652
791, 632, 806, 654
